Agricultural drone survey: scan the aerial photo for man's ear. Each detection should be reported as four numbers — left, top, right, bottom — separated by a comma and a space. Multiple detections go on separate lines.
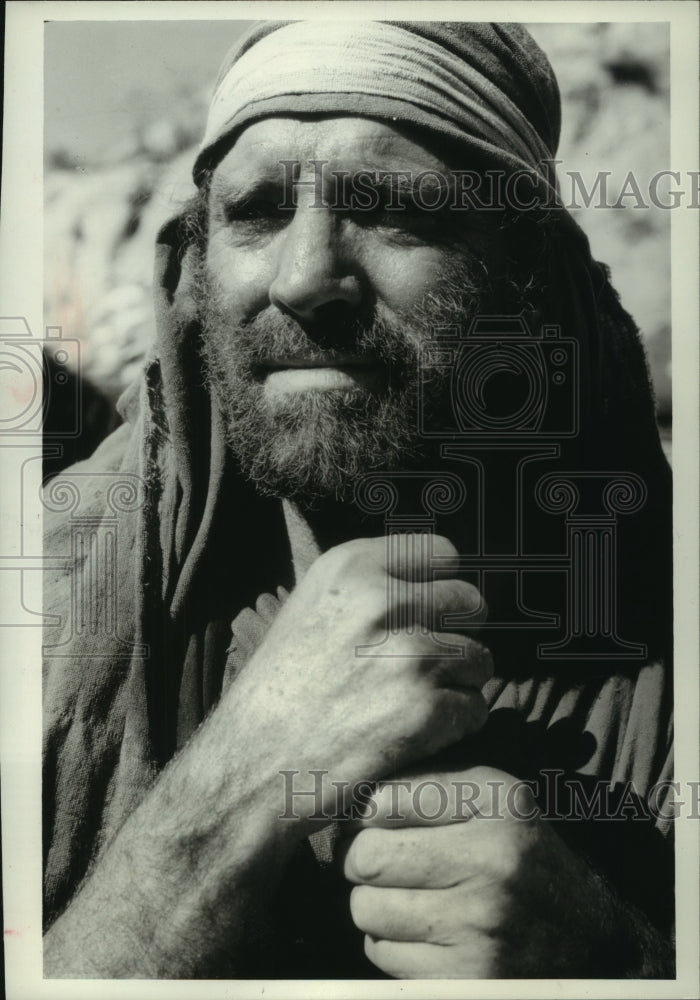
149, 211, 210, 492
153, 212, 203, 329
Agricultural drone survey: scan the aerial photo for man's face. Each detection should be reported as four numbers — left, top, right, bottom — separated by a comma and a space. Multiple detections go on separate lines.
199, 116, 505, 503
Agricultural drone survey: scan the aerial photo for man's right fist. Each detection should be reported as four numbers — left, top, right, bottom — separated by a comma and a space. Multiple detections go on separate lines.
221, 533, 493, 828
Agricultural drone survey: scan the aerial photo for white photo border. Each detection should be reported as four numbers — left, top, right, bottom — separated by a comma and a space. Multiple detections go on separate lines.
1, 2, 698, 998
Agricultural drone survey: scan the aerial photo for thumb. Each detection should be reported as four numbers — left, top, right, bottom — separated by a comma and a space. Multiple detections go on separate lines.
353, 766, 539, 829
383, 532, 462, 582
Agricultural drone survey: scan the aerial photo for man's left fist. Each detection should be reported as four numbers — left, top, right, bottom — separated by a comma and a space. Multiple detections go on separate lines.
340, 766, 623, 978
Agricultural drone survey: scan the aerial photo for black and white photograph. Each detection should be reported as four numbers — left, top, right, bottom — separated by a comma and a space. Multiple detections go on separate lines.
1, 2, 698, 995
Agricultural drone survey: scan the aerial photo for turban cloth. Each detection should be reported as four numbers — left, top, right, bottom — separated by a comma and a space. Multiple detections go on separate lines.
194, 20, 561, 193
43, 20, 674, 971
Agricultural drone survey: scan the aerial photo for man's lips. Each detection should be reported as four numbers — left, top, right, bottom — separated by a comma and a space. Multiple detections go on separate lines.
260, 357, 385, 393
263, 356, 381, 370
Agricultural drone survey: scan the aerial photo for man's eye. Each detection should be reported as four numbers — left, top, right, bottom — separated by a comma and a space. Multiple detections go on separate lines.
226, 200, 291, 225
351, 204, 443, 241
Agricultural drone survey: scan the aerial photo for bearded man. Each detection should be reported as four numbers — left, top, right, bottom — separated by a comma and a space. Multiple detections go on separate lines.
42, 21, 674, 979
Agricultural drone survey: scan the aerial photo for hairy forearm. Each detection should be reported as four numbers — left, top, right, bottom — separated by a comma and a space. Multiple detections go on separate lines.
44, 705, 303, 978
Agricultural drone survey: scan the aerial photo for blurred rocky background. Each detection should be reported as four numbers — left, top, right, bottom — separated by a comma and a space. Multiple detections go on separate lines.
44, 21, 672, 465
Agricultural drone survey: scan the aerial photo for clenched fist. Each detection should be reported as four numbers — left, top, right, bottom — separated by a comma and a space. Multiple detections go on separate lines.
225, 533, 493, 827
341, 767, 673, 978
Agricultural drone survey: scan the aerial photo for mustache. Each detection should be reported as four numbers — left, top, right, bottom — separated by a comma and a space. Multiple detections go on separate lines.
197, 253, 491, 382
222, 310, 419, 378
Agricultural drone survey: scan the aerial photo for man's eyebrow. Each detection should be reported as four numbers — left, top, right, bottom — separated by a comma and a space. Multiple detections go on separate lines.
210, 163, 456, 210
210, 170, 286, 202
337, 169, 453, 207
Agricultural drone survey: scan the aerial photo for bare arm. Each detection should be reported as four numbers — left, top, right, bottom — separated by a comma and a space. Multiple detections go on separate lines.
44, 698, 304, 978
44, 535, 492, 977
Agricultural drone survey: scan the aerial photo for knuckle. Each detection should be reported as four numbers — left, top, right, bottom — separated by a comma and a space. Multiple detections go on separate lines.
389, 692, 453, 758
454, 638, 494, 685
432, 580, 487, 632
462, 765, 505, 786
363, 933, 378, 962
457, 690, 489, 734
479, 644, 495, 681
496, 842, 521, 881
467, 887, 509, 932
462, 584, 488, 625
431, 533, 459, 558
346, 830, 384, 883
390, 631, 434, 665
510, 781, 538, 819
403, 691, 440, 736
454, 579, 485, 612
486, 825, 525, 880
349, 884, 376, 930
448, 633, 495, 687
315, 539, 357, 574
364, 934, 392, 973
413, 691, 469, 752
316, 537, 376, 576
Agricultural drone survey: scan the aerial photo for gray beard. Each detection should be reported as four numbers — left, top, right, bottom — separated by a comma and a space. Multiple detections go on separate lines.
198, 261, 494, 505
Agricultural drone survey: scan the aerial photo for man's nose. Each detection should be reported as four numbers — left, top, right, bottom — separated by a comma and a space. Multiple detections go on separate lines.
268, 206, 363, 323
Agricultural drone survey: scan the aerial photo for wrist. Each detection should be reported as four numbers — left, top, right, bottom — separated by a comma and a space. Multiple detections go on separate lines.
44, 706, 308, 978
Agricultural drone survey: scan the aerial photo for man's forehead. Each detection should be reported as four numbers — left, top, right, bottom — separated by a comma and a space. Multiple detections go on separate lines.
210, 115, 450, 190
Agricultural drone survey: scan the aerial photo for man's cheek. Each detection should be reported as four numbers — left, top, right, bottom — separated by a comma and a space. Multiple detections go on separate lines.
360, 244, 449, 314
204, 244, 272, 320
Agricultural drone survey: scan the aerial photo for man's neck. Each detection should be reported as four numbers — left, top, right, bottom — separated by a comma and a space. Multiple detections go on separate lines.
282, 498, 383, 581
280, 463, 479, 583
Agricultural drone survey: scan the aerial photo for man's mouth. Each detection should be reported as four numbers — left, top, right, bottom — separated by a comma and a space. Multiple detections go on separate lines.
261, 356, 384, 393
264, 355, 380, 370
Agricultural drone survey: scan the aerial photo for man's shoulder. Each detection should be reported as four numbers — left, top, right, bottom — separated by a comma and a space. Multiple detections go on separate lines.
43, 421, 136, 518
59, 420, 134, 475
42, 419, 143, 599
